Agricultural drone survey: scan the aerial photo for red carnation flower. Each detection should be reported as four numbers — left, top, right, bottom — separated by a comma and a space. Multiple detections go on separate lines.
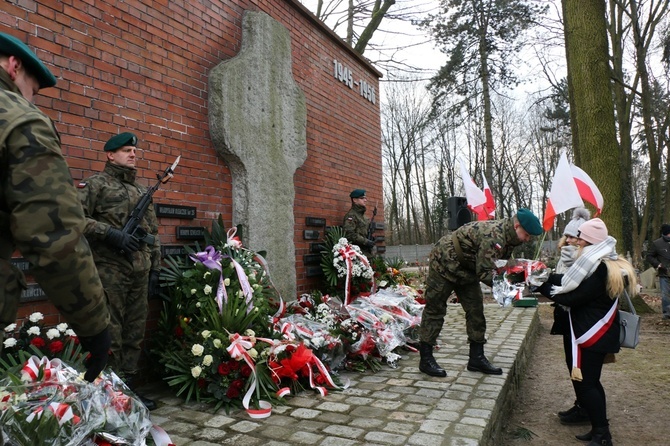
229, 360, 239, 371
240, 364, 252, 378
48, 340, 64, 354
30, 337, 46, 348
232, 379, 244, 389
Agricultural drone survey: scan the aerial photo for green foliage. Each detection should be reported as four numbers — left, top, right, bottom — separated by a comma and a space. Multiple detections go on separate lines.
320, 226, 347, 287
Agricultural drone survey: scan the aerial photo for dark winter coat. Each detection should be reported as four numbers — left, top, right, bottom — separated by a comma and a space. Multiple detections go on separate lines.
539, 262, 621, 354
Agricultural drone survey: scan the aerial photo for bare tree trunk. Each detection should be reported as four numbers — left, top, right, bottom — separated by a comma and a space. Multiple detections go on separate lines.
563, 0, 623, 238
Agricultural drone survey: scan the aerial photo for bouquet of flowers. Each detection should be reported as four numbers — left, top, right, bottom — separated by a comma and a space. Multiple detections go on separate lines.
320, 227, 374, 305
153, 217, 344, 416
492, 258, 548, 307
2, 313, 81, 367
0, 356, 153, 445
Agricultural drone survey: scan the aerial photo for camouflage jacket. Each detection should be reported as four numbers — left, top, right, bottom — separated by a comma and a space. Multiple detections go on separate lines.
430, 217, 522, 286
78, 162, 160, 272
0, 70, 109, 336
343, 203, 370, 252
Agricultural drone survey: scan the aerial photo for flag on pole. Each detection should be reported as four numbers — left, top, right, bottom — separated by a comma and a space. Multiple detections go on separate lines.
571, 164, 604, 216
543, 152, 584, 231
481, 173, 495, 219
459, 162, 489, 220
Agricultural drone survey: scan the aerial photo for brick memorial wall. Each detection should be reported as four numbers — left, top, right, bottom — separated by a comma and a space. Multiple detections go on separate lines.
1, 0, 383, 335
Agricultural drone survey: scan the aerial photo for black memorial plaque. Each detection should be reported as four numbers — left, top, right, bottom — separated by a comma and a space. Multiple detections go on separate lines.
309, 243, 326, 253
305, 266, 323, 277
303, 254, 321, 265
303, 230, 320, 240
155, 204, 197, 219
305, 217, 326, 227
20, 284, 47, 303
176, 226, 206, 240
161, 245, 189, 258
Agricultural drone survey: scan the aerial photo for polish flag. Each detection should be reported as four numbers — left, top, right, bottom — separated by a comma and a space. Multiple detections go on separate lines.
571, 164, 604, 216
482, 174, 495, 219
543, 152, 584, 231
459, 162, 488, 220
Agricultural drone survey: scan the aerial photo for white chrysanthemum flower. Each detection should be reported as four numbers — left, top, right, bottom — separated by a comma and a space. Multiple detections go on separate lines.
223, 278, 231, 286
244, 329, 255, 337
204, 285, 213, 295
196, 302, 201, 307
248, 348, 258, 359
46, 328, 60, 340
57, 323, 68, 332
201, 330, 211, 339
27, 326, 40, 336
191, 366, 202, 378
65, 329, 76, 337
3, 338, 17, 348
191, 344, 204, 356
202, 355, 213, 367
213, 339, 222, 348
4, 323, 16, 332
29, 312, 44, 323
190, 288, 197, 295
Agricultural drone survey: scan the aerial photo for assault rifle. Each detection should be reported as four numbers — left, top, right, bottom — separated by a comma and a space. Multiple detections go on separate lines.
367, 202, 378, 242
120, 156, 180, 259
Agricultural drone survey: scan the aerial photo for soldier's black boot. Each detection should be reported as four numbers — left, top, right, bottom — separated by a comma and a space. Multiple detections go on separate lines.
587, 426, 613, 446
419, 342, 447, 377
467, 342, 502, 375
125, 374, 158, 411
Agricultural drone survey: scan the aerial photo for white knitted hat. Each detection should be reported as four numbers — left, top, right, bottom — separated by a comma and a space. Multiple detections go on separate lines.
563, 207, 590, 237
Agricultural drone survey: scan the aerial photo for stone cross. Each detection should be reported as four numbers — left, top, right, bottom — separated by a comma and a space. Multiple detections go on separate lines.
208, 11, 307, 301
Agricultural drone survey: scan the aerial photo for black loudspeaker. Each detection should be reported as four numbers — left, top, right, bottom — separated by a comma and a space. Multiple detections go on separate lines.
447, 196, 472, 230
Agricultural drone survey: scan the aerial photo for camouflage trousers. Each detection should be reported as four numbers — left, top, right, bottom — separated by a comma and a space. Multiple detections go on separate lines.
419, 266, 488, 345
97, 261, 149, 376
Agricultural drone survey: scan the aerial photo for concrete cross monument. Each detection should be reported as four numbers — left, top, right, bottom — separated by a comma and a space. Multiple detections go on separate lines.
208, 11, 307, 301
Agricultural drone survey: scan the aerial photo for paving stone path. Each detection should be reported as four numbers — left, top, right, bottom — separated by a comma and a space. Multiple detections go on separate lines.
143, 304, 539, 446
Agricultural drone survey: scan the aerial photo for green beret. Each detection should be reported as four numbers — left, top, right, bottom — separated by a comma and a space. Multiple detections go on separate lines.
0, 32, 57, 89
104, 132, 138, 152
516, 208, 543, 236
350, 189, 366, 199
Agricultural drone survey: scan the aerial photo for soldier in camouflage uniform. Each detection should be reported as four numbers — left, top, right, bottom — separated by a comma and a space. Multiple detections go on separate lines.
78, 132, 161, 410
343, 189, 376, 255
418, 208, 543, 377
0, 33, 111, 392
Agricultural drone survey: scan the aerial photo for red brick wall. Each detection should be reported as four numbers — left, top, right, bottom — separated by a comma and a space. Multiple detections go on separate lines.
2, 1, 382, 328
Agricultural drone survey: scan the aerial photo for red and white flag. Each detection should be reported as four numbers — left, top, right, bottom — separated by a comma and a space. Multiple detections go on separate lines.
459, 162, 488, 220
543, 152, 584, 231
571, 164, 604, 216
482, 173, 495, 219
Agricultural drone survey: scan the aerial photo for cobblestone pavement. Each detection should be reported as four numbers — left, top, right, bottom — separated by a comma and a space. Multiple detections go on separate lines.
143, 304, 539, 446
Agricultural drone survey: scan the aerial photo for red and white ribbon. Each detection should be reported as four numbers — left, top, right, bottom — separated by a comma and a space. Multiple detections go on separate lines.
337, 245, 372, 305
569, 299, 618, 381
20, 356, 62, 382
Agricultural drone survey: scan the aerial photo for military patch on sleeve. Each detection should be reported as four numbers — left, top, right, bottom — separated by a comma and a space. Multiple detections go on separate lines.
77, 182, 88, 188
494, 243, 502, 250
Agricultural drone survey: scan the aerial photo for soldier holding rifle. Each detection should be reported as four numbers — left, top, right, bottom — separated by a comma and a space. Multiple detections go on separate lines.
343, 188, 377, 256
78, 132, 163, 410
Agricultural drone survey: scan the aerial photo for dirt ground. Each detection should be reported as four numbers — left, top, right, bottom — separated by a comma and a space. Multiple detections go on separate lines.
499, 294, 670, 446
